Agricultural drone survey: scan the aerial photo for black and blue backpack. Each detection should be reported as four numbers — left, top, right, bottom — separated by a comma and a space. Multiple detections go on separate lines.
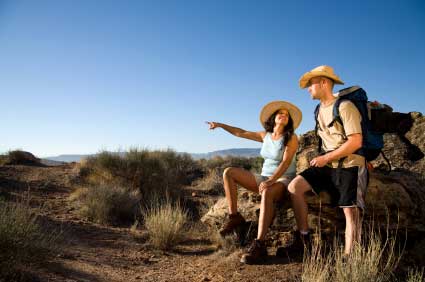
314, 86, 423, 170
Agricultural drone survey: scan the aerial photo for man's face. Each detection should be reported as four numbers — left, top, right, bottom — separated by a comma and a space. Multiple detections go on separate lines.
307, 77, 324, 100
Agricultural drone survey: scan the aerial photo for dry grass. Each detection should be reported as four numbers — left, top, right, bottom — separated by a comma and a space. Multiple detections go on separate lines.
302, 225, 402, 282
142, 198, 189, 251
407, 268, 424, 282
209, 231, 241, 256
301, 237, 332, 282
70, 183, 140, 225
192, 169, 223, 195
0, 200, 60, 280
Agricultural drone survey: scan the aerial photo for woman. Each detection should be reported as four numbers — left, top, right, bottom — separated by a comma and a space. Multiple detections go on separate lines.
206, 100, 302, 264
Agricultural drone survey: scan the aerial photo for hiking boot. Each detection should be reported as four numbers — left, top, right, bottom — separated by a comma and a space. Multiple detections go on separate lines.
240, 239, 268, 264
276, 230, 312, 257
219, 213, 246, 237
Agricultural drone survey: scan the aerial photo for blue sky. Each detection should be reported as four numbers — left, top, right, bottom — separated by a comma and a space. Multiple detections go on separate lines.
1, 0, 424, 157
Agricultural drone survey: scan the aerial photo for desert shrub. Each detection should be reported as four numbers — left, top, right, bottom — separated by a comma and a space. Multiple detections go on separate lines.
71, 184, 140, 225
142, 198, 188, 250
0, 154, 7, 165
198, 156, 262, 174
80, 148, 200, 203
0, 150, 40, 166
0, 201, 59, 279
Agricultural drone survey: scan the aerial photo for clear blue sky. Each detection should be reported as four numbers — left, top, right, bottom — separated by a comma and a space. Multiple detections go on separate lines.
1, 0, 424, 157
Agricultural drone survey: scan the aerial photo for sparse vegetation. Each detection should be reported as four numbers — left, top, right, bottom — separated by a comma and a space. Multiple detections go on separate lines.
302, 225, 402, 282
192, 168, 223, 195
0, 201, 60, 280
70, 183, 140, 225
301, 237, 332, 282
209, 231, 241, 256
142, 197, 189, 250
80, 149, 199, 201
407, 267, 424, 282
198, 156, 262, 174
0, 150, 41, 166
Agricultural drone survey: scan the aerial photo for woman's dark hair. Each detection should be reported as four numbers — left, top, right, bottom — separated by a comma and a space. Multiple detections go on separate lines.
264, 110, 294, 147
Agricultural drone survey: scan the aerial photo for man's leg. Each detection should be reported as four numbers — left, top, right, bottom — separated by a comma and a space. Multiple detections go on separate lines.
288, 175, 313, 232
343, 206, 361, 254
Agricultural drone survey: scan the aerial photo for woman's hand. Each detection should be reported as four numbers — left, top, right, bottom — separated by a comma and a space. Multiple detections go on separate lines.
206, 121, 220, 130
259, 179, 275, 194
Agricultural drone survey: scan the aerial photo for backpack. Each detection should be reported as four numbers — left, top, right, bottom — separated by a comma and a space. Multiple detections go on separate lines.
314, 86, 423, 170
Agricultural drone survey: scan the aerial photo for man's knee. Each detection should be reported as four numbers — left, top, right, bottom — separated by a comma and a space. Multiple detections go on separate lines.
288, 176, 311, 196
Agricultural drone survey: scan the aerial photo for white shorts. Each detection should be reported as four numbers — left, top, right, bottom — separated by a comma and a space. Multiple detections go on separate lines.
256, 175, 294, 187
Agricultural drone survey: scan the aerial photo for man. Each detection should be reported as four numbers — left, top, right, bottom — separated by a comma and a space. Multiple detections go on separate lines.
283, 65, 368, 255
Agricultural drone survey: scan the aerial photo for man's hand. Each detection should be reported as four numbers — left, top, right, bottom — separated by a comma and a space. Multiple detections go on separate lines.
310, 155, 329, 167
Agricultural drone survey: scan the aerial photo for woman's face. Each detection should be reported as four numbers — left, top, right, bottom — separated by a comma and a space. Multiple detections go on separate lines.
274, 109, 290, 126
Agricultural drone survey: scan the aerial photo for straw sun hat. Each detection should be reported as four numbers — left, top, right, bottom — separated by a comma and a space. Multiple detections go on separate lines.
299, 65, 344, 89
260, 101, 302, 130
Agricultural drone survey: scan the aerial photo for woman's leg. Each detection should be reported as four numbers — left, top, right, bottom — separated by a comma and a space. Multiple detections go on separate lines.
222, 167, 258, 214
257, 182, 286, 240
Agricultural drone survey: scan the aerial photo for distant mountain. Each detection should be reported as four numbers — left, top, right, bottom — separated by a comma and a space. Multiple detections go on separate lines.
40, 159, 67, 166
44, 154, 89, 163
190, 148, 261, 160
45, 148, 261, 163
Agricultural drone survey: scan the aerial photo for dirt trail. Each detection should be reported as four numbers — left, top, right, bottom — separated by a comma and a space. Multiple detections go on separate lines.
0, 165, 302, 282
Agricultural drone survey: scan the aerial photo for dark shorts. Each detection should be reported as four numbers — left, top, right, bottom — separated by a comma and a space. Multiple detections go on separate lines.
299, 165, 368, 209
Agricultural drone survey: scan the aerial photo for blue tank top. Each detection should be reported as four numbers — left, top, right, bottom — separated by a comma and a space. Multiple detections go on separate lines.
260, 132, 296, 177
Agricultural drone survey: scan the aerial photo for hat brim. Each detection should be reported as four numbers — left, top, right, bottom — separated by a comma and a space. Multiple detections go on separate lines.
299, 71, 344, 89
260, 101, 302, 130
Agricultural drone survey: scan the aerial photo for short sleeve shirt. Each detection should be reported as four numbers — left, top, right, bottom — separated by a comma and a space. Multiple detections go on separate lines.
317, 99, 365, 168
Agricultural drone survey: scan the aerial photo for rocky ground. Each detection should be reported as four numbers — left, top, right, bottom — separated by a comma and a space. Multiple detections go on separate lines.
0, 164, 303, 282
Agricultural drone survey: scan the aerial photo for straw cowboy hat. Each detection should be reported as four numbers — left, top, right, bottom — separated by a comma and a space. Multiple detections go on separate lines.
260, 100, 302, 130
299, 65, 344, 89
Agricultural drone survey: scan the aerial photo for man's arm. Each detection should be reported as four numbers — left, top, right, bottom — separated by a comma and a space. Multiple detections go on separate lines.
310, 133, 362, 167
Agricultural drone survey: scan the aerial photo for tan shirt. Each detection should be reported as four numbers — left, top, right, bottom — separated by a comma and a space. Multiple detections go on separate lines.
317, 99, 365, 168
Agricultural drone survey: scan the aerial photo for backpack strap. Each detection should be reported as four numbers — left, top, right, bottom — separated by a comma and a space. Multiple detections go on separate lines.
314, 104, 323, 154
